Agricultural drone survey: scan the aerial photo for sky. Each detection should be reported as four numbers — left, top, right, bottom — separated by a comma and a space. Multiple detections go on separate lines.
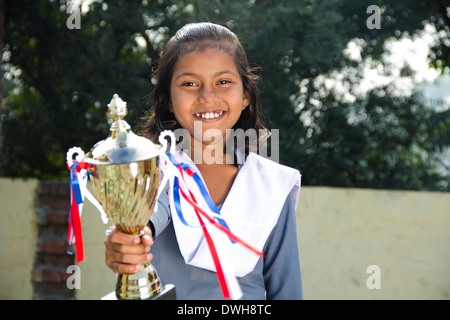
287, 22, 448, 132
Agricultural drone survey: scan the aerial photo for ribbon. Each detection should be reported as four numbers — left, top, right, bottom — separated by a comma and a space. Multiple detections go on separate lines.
166, 153, 232, 236
161, 150, 263, 300
180, 174, 231, 299
66, 160, 93, 263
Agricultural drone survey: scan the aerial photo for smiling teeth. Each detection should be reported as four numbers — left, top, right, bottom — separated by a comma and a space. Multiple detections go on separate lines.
195, 111, 224, 119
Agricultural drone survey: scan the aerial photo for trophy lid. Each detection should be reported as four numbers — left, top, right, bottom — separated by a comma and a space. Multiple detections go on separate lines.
85, 94, 160, 165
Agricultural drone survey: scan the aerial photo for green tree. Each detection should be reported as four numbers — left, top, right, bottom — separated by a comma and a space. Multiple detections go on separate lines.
2, 0, 188, 178
2, 0, 449, 190
235, 0, 450, 190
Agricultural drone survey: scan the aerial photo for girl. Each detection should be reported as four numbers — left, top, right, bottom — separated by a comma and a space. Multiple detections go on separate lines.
104, 22, 302, 300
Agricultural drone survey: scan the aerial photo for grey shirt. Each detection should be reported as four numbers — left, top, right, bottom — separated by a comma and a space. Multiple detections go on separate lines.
150, 183, 303, 300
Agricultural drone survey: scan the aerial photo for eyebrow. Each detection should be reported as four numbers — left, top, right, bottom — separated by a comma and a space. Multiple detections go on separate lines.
174, 69, 239, 81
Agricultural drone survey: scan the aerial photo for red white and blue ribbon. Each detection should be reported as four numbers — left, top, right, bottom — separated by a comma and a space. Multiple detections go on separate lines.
66, 158, 90, 263
66, 147, 107, 263
158, 131, 263, 300
65, 131, 264, 299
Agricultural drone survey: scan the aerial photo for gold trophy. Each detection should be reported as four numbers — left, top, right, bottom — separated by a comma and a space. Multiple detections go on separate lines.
69, 94, 176, 300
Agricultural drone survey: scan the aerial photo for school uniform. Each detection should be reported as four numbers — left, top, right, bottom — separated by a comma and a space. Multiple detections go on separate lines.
150, 151, 303, 300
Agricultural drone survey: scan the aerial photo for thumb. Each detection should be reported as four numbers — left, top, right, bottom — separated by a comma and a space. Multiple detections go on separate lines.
141, 225, 154, 250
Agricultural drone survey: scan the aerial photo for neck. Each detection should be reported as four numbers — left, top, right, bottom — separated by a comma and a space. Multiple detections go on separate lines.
187, 135, 235, 167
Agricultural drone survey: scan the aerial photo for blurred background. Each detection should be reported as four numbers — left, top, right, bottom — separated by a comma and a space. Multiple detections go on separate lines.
1, 0, 449, 189
0, 0, 449, 300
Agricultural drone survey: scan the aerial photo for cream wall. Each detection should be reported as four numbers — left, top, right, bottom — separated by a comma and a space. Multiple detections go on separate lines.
297, 187, 450, 299
0, 177, 449, 300
76, 193, 116, 300
0, 178, 38, 300
77, 186, 450, 300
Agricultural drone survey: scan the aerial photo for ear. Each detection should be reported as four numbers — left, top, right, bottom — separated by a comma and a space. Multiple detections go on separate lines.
242, 90, 250, 110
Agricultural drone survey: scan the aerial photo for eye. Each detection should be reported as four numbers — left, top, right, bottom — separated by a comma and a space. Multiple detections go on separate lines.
217, 79, 232, 85
181, 81, 198, 87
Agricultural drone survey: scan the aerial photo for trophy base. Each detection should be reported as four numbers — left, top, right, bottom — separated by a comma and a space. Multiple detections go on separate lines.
101, 284, 176, 300
114, 262, 176, 300
148, 284, 176, 300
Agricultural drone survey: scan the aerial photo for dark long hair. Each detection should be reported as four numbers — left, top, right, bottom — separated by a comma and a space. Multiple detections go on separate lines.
143, 22, 268, 153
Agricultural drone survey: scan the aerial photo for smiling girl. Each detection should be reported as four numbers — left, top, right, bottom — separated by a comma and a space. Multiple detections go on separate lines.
104, 22, 303, 300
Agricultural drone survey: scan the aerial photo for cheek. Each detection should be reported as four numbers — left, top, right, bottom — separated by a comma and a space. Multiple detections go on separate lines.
169, 89, 184, 114
169, 99, 192, 129
170, 101, 189, 121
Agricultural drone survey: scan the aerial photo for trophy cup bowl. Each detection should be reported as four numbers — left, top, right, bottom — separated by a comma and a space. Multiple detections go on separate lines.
90, 159, 166, 300
78, 94, 175, 300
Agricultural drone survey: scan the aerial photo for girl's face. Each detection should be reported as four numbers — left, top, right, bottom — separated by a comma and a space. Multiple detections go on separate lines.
169, 47, 249, 146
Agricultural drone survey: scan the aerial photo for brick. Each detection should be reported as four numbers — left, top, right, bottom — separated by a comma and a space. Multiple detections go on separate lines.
43, 269, 63, 283
48, 254, 74, 267
41, 282, 71, 296
38, 181, 70, 197
36, 266, 76, 284
33, 180, 77, 300
61, 271, 72, 283
44, 240, 67, 254
41, 196, 70, 210
53, 225, 70, 238
46, 212, 69, 225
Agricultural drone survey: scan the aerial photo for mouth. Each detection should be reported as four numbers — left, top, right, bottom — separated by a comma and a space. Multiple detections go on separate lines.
194, 110, 225, 120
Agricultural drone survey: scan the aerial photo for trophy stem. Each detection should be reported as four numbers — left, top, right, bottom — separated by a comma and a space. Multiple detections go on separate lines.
114, 228, 176, 300
115, 262, 163, 300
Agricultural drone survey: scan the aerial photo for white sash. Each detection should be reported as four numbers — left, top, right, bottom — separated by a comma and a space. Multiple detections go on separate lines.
168, 151, 301, 278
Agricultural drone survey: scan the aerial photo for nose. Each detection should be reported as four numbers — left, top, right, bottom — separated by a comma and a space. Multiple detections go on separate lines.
198, 86, 218, 104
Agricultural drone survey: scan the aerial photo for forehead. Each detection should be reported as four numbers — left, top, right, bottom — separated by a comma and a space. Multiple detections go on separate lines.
180, 38, 236, 57
172, 47, 239, 77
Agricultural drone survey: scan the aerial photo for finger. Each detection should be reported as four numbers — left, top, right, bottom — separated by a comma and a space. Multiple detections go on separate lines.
105, 247, 153, 267
109, 229, 141, 245
106, 253, 153, 275
107, 241, 149, 255
105, 231, 151, 255
142, 225, 153, 238
108, 261, 142, 275
109, 250, 153, 265
141, 226, 154, 249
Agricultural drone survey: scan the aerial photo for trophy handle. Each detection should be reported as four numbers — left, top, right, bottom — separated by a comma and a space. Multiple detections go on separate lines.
157, 131, 176, 200
158, 130, 176, 154
66, 147, 85, 167
66, 147, 109, 224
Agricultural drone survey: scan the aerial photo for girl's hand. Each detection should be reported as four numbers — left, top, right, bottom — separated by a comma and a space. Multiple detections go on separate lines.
104, 225, 154, 275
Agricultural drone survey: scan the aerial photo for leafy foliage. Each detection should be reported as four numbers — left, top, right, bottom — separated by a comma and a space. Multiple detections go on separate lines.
2, 0, 449, 190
